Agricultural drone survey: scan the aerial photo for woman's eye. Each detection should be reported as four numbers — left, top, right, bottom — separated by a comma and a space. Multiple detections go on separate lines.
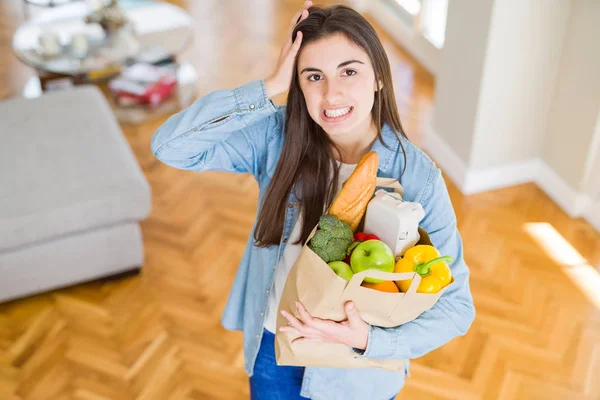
344, 69, 357, 76
308, 74, 322, 82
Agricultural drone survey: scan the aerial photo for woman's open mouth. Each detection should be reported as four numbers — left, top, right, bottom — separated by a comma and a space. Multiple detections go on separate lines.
322, 106, 354, 123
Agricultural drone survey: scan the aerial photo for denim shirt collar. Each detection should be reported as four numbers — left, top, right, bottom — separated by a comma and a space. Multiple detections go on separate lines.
370, 123, 401, 175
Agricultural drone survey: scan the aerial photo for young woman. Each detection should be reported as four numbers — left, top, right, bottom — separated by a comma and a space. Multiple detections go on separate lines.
151, 3, 475, 399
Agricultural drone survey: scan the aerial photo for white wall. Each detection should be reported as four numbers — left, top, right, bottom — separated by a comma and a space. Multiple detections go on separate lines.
428, 0, 572, 177
581, 112, 600, 231
430, 0, 495, 165
582, 116, 600, 194
470, 0, 571, 171
543, 0, 600, 192
368, 0, 600, 231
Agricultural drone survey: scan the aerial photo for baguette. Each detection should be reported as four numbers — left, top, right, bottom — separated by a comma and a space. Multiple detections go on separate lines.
328, 151, 379, 232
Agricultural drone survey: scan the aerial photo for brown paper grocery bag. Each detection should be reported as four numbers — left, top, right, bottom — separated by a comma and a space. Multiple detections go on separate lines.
274, 178, 454, 371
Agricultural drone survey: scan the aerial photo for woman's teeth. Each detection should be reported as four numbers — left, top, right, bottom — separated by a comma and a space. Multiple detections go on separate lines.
324, 107, 352, 118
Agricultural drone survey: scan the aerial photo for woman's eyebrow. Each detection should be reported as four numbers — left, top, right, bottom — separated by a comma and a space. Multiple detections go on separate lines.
300, 60, 365, 74
338, 59, 364, 68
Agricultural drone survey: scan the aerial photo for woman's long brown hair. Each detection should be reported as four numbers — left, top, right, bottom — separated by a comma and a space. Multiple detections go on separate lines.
254, 4, 408, 247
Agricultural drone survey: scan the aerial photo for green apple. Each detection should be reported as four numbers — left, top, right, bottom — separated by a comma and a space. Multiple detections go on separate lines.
350, 240, 395, 283
328, 261, 354, 281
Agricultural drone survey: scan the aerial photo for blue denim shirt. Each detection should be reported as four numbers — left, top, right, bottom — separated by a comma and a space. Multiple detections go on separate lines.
151, 79, 475, 400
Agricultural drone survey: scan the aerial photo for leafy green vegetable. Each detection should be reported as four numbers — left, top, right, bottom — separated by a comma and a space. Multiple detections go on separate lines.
308, 214, 354, 263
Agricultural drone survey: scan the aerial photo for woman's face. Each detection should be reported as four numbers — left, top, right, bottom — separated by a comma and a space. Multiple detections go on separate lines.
297, 33, 380, 141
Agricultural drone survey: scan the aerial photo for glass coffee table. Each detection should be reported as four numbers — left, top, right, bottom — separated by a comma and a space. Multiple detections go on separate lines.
13, 0, 198, 124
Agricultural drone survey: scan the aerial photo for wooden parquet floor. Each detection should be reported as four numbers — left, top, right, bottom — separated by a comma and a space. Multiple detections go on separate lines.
1, 1, 600, 399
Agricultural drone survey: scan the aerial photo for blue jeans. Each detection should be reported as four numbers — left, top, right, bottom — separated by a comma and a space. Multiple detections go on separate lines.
249, 329, 309, 400
249, 329, 397, 400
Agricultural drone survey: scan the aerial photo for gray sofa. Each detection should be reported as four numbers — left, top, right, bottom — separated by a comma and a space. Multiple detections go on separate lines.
0, 86, 151, 303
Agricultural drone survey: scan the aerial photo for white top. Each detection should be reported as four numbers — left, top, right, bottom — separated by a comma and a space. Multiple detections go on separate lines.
263, 161, 358, 333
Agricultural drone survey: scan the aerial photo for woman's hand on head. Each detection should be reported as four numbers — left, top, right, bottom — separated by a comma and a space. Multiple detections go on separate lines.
265, 1, 312, 99
280, 300, 369, 351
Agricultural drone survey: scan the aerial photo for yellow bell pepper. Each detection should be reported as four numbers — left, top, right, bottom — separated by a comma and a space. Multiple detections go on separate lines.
394, 245, 453, 294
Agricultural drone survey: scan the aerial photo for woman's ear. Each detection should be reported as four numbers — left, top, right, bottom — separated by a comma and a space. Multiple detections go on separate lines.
374, 80, 383, 91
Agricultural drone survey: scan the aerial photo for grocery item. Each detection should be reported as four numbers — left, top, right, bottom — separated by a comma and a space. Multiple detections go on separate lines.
307, 214, 354, 263
363, 188, 424, 257
328, 152, 379, 232
394, 245, 453, 294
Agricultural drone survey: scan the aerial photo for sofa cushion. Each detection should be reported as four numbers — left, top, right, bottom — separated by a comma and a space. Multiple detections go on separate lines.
0, 86, 151, 252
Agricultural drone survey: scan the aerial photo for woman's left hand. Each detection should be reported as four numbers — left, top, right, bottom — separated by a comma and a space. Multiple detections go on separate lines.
280, 301, 369, 351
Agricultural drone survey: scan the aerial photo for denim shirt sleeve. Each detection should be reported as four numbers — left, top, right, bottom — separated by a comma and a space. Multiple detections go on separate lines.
150, 79, 280, 178
356, 165, 476, 359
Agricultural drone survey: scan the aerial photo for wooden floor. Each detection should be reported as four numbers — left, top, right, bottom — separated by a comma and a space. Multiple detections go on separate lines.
1, 1, 600, 399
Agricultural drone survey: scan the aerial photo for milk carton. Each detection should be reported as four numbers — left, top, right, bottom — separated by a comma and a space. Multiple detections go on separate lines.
363, 189, 425, 258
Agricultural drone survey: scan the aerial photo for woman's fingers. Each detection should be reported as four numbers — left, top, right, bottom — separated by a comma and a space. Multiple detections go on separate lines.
292, 336, 322, 345
298, 8, 309, 24
281, 310, 307, 333
282, 26, 303, 55
295, 301, 312, 324
265, 1, 311, 99
289, 30, 303, 57
280, 306, 324, 337
280, 323, 322, 345
290, 7, 304, 26
279, 325, 295, 333
288, 2, 311, 34
291, 1, 312, 24
282, 7, 307, 54
287, 9, 308, 45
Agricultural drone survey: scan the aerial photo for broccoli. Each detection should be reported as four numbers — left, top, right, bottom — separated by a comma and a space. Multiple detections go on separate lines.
308, 214, 354, 262
317, 214, 339, 231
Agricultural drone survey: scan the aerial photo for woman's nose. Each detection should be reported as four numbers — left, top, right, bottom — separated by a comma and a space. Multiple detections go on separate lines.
324, 80, 343, 104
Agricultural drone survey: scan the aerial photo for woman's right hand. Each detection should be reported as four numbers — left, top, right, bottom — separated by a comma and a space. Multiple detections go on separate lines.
265, 1, 312, 99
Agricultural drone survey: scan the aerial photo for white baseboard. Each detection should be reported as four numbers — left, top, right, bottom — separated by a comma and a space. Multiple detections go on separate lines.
583, 203, 600, 232
464, 159, 542, 195
423, 124, 468, 190
536, 164, 593, 218
423, 125, 540, 195
424, 125, 597, 225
